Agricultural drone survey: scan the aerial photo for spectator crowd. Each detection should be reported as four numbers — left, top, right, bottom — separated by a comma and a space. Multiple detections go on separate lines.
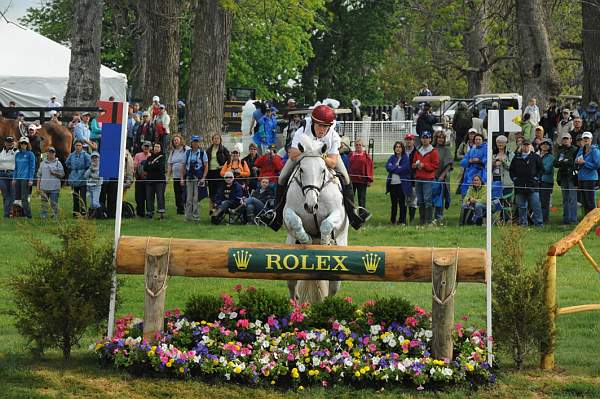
0, 95, 598, 228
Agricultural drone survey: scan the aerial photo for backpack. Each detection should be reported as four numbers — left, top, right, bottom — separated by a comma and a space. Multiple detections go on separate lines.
185, 149, 205, 179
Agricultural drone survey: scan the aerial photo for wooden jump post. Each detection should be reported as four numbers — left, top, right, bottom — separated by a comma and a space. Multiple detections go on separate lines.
116, 236, 487, 360
541, 208, 600, 370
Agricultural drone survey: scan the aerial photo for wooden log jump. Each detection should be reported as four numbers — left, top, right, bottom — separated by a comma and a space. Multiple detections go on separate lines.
116, 236, 487, 283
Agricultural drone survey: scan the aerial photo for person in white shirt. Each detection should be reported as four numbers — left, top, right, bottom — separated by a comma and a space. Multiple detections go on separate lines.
46, 95, 61, 109
524, 97, 541, 127
260, 105, 371, 231
391, 100, 406, 121
0, 136, 17, 217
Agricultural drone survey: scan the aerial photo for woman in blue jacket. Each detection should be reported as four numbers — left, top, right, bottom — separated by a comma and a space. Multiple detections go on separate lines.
13, 137, 36, 218
65, 140, 91, 217
386, 141, 412, 225
575, 132, 600, 214
460, 132, 487, 197
254, 107, 277, 153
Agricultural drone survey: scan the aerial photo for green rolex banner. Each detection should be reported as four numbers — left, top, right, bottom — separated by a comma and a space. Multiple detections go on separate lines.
228, 248, 385, 276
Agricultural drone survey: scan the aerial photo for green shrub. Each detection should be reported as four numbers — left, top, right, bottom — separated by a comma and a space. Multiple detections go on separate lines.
362, 296, 414, 325
9, 220, 116, 359
309, 296, 357, 327
184, 294, 222, 323
237, 287, 290, 321
492, 225, 553, 369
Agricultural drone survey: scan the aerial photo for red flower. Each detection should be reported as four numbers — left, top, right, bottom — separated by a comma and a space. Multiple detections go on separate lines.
234, 284, 242, 292
344, 297, 353, 303
595, 226, 600, 237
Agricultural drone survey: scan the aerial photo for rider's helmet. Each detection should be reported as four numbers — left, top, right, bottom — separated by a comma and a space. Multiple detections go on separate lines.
311, 105, 336, 126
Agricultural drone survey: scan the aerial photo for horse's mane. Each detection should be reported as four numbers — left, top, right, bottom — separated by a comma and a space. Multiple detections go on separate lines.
298, 134, 327, 157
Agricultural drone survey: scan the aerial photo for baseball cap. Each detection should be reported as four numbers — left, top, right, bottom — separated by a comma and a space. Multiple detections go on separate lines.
521, 138, 532, 145
269, 143, 277, 150
159, 104, 166, 109
5, 136, 14, 142
152, 95, 160, 102
404, 133, 415, 140
432, 125, 443, 132
177, 100, 185, 107
540, 138, 553, 146
468, 127, 477, 133
19, 137, 29, 144
81, 111, 91, 116
562, 108, 570, 114
90, 151, 100, 158
421, 131, 432, 138
142, 141, 152, 147
191, 135, 201, 142
224, 171, 234, 178
48, 146, 56, 152
581, 131, 593, 139
560, 132, 572, 140
49, 110, 57, 116
51, 95, 56, 99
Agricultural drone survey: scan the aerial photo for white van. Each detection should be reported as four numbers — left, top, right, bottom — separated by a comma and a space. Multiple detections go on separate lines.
444, 93, 523, 120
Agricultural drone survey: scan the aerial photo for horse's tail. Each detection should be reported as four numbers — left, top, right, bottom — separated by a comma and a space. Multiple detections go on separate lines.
296, 280, 329, 304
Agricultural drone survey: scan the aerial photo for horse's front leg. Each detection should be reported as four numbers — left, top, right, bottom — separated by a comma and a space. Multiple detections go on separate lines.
320, 208, 344, 245
283, 208, 311, 244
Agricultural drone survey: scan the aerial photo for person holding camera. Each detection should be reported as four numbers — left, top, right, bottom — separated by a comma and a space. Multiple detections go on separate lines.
575, 131, 600, 215
181, 135, 208, 222
254, 144, 284, 190
554, 132, 579, 224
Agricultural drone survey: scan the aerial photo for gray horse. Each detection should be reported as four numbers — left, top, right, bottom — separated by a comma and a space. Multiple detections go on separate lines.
283, 135, 349, 304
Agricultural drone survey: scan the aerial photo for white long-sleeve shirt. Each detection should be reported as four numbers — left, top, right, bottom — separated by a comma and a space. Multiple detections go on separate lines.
0, 148, 17, 171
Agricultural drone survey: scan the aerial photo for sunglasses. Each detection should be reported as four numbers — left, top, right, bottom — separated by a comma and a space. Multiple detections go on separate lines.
232, 151, 239, 154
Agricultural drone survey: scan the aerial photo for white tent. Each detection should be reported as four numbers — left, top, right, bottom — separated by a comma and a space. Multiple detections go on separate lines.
0, 21, 127, 109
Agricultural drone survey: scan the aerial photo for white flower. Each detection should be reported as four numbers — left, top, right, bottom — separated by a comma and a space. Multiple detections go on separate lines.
430, 368, 436, 375
225, 373, 231, 380
229, 312, 238, 319
388, 339, 397, 348
370, 325, 381, 335
193, 354, 202, 363
219, 356, 226, 364
424, 330, 433, 339
218, 312, 226, 320
312, 356, 320, 367
298, 363, 306, 372
398, 364, 406, 372
262, 340, 269, 349
372, 356, 380, 365
344, 358, 353, 367
442, 368, 453, 376
255, 320, 262, 327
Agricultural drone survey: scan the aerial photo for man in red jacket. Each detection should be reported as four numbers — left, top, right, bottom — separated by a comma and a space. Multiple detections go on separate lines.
412, 131, 439, 225
254, 144, 284, 188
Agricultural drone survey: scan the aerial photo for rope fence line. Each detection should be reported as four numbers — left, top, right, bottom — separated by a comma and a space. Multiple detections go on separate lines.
2, 175, 599, 192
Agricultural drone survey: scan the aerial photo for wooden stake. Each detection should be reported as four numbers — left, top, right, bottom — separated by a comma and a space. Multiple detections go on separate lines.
431, 254, 457, 360
540, 255, 556, 370
143, 245, 169, 341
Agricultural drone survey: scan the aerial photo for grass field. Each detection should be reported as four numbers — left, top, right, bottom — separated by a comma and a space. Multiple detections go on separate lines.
1, 162, 599, 398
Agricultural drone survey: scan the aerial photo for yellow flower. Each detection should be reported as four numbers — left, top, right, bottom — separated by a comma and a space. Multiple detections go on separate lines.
433, 360, 445, 366
353, 350, 361, 358
345, 338, 354, 349
201, 320, 206, 325
305, 357, 310, 363
264, 369, 270, 377
166, 359, 173, 368
179, 367, 185, 374
308, 369, 319, 376
298, 386, 304, 391
291, 368, 300, 379
212, 359, 219, 365
466, 363, 475, 372
354, 371, 361, 378
94, 343, 104, 351
234, 366, 242, 374
271, 380, 276, 385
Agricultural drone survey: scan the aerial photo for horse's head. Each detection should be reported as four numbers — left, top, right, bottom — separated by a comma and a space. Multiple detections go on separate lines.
297, 138, 328, 214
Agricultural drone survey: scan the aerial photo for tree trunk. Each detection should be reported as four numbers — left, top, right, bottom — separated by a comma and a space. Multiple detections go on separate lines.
186, 0, 233, 143
515, 0, 561, 106
464, 0, 490, 96
130, 0, 149, 101
63, 0, 104, 107
581, 0, 600, 104
144, 0, 183, 133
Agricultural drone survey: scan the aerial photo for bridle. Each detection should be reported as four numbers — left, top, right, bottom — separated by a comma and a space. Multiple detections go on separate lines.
292, 155, 334, 197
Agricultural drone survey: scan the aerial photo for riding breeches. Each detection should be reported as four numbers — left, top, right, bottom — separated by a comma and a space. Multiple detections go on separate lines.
278, 156, 350, 186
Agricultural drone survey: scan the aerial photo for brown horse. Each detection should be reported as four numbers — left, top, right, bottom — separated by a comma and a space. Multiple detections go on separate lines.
0, 117, 72, 162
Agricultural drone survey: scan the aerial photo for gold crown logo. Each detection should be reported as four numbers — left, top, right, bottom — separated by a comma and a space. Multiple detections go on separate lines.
233, 250, 252, 270
362, 253, 381, 274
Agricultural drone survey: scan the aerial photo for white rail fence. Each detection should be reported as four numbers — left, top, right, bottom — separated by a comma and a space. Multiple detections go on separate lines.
336, 120, 415, 155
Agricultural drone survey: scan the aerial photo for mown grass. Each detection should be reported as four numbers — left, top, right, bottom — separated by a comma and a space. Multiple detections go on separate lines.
1, 162, 599, 398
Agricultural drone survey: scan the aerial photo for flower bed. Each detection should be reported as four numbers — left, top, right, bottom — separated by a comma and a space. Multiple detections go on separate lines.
93, 288, 495, 390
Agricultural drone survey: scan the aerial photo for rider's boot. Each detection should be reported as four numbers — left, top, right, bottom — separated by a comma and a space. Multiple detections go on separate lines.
343, 182, 371, 230
259, 185, 286, 231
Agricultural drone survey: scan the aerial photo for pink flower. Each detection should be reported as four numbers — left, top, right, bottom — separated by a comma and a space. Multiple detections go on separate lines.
595, 226, 600, 237
322, 380, 329, 387
455, 322, 464, 337
461, 315, 469, 321
267, 315, 277, 327
236, 319, 249, 329
362, 337, 370, 345
287, 353, 295, 361
332, 321, 341, 331
290, 309, 304, 324
405, 316, 417, 327
234, 284, 242, 292
239, 309, 247, 316
165, 310, 172, 318
344, 296, 353, 303
368, 343, 377, 352
297, 331, 307, 340
247, 286, 256, 292
364, 300, 376, 307
414, 306, 426, 315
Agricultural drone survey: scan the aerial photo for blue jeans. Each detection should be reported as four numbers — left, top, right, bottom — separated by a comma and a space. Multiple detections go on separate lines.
0, 171, 14, 217
462, 203, 486, 225
40, 190, 60, 218
246, 197, 265, 216
88, 185, 102, 209
415, 179, 433, 207
560, 178, 577, 224
515, 190, 543, 226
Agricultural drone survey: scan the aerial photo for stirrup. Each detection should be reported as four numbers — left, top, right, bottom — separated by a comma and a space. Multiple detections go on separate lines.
257, 209, 275, 226
356, 206, 371, 222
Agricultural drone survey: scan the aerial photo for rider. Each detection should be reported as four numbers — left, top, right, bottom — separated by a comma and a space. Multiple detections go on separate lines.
260, 104, 371, 230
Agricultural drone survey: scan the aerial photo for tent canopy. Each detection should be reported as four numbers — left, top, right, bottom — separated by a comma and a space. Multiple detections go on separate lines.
0, 21, 127, 109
